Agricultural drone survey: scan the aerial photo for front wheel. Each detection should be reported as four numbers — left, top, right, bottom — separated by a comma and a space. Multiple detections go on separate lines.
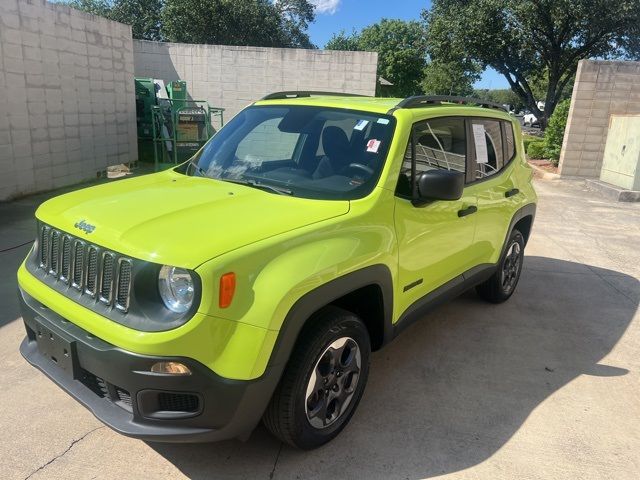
476, 229, 525, 303
263, 306, 371, 449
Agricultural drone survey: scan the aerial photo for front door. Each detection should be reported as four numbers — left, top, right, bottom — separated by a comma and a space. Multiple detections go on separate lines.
394, 116, 478, 316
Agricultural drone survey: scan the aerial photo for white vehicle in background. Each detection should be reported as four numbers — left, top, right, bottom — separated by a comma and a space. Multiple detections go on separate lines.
523, 112, 539, 127
523, 101, 545, 127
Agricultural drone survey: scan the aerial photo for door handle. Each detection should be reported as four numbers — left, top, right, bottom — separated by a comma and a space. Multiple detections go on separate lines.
505, 188, 520, 198
458, 206, 478, 217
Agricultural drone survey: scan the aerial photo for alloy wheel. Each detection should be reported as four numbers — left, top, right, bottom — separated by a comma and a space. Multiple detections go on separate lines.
304, 337, 361, 429
501, 241, 522, 294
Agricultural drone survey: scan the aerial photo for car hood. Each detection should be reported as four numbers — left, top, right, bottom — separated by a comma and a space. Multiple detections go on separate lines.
36, 171, 350, 269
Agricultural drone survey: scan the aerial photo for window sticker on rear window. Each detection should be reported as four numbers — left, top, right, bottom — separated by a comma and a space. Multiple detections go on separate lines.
472, 124, 489, 164
366, 139, 381, 153
354, 119, 369, 131
376, 118, 390, 125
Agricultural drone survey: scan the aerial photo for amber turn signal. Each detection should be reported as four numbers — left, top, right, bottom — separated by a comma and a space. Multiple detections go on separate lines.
219, 272, 236, 308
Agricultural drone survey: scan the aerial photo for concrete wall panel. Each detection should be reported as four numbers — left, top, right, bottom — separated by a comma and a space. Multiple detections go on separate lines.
132, 40, 378, 122
0, 0, 137, 200
559, 60, 640, 177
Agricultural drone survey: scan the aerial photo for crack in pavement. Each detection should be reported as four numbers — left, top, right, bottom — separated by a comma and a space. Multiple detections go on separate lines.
23, 426, 105, 480
269, 442, 284, 480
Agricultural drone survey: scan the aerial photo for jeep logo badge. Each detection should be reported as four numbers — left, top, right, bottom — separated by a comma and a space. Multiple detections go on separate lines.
74, 220, 96, 234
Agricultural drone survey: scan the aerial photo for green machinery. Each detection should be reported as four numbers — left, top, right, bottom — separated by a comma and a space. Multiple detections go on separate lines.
135, 78, 225, 171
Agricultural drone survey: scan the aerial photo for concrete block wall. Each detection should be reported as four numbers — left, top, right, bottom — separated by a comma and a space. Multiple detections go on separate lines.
559, 60, 640, 177
133, 40, 378, 121
0, 0, 137, 201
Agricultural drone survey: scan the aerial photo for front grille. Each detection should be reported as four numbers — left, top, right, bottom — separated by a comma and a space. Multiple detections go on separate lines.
37, 223, 132, 313
79, 369, 108, 398
49, 230, 60, 275
158, 392, 200, 413
60, 235, 71, 283
40, 226, 50, 267
116, 259, 132, 311
115, 387, 132, 407
85, 246, 98, 296
72, 241, 85, 290
79, 368, 133, 413
99, 252, 115, 303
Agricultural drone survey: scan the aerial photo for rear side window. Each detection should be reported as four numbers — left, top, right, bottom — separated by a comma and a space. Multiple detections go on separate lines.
504, 121, 516, 160
471, 118, 504, 180
470, 118, 517, 181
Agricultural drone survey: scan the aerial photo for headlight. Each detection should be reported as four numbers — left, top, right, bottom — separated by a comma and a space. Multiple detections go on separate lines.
158, 265, 195, 313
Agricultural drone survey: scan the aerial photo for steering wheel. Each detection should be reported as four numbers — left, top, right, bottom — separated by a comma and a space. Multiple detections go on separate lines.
342, 163, 375, 177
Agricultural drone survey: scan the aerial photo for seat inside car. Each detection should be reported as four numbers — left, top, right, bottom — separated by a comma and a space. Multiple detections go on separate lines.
312, 126, 352, 178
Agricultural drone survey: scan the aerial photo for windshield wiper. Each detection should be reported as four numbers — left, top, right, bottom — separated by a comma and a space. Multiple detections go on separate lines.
222, 178, 293, 196
189, 159, 207, 176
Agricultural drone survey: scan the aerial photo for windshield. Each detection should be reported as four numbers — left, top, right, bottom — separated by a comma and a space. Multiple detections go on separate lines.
182, 105, 396, 200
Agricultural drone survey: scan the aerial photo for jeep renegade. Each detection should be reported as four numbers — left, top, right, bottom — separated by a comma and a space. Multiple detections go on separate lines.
18, 92, 536, 449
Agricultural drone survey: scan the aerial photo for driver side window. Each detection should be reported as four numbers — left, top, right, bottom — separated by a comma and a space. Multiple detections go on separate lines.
396, 117, 467, 197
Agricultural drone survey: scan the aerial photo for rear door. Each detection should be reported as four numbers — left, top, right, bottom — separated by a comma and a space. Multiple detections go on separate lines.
464, 117, 521, 265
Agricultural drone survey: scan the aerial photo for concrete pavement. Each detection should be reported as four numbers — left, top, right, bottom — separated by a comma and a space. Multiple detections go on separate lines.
1, 178, 639, 480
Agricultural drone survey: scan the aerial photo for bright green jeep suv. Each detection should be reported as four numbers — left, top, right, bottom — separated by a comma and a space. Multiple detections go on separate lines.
19, 92, 536, 449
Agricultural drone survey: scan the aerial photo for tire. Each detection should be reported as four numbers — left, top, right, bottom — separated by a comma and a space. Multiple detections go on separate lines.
476, 229, 525, 303
263, 306, 371, 449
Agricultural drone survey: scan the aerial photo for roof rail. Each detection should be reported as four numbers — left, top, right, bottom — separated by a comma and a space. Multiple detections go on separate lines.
394, 95, 507, 112
260, 91, 368, 101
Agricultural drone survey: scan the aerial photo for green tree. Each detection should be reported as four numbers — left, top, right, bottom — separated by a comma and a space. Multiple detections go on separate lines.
161, 0, 315, 48
326, 20, 428, 97
543, 98, 571, 164
66, 0, 111, 17
529, 68, 574, 106
422, 60, 480, 96
66, 0, 163, 40
325, 30, 361, 51
424, 0, 640, 128
276, 0, 316, 49
473, 88, 526, 112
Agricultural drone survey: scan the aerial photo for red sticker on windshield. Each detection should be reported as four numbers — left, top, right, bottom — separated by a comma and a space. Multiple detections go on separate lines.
366, 139, 381, 153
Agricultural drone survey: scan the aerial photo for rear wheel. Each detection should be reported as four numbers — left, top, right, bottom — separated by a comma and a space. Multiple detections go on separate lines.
263, 306, 370, 449
476, 229, 525, 303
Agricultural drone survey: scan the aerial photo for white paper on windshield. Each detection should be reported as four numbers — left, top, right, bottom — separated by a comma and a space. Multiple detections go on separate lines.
376, 118, 390, 125
354, 119, 369, 131
472, 123, 489, 164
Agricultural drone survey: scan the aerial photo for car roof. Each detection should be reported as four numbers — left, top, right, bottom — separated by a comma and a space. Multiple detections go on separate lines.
254, 95, 401, 115
253, 94, 513, 121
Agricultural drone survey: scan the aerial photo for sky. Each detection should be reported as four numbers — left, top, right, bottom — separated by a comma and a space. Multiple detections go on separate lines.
308, 0, 509, 90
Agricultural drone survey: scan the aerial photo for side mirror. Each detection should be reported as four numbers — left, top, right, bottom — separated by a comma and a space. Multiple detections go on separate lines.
413, 169, 464, 205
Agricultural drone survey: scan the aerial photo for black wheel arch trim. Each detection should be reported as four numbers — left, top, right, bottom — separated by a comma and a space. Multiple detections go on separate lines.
503, 203, 536, 250
266, 264, 394, 373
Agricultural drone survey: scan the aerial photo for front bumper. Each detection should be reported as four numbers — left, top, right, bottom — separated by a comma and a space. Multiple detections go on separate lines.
19, 288, 280, 443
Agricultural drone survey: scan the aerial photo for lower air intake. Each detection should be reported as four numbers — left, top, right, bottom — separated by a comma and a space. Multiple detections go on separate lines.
157, 392, 199, 413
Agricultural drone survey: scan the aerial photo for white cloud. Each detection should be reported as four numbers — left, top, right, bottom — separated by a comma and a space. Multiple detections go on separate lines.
311, 0, 341, 15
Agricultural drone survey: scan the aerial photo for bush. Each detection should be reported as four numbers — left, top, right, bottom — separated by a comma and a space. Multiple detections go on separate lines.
544, 99, 571, 165
527, 141, 546, 159
522, 134, 539, 153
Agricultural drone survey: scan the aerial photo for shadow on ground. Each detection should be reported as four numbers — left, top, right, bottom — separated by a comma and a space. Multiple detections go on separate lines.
149, 256, 638, 479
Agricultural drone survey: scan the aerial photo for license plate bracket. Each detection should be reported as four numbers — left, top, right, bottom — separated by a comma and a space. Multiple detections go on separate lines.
34, 319, 78, 378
